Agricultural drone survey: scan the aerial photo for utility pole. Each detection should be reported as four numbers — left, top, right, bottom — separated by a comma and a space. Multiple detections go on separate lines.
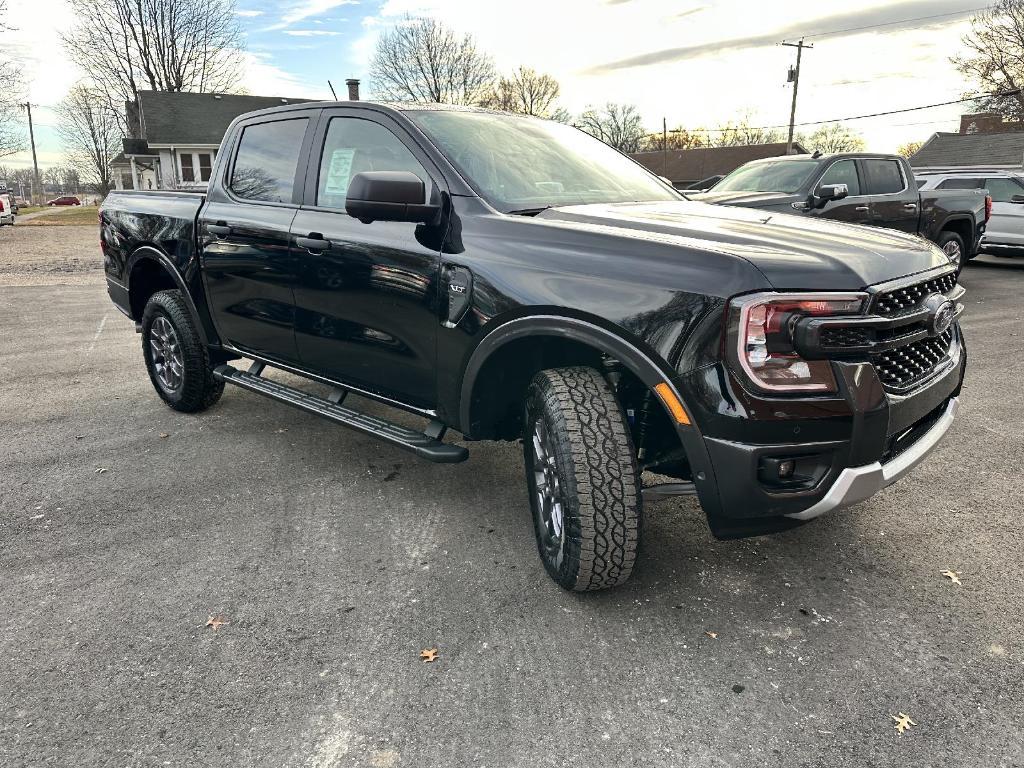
662, 116, 668, 177
21, 102, 41, 204
781, 39, 812, 154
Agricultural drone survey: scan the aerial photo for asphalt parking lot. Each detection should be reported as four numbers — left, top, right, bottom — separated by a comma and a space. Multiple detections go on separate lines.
1, 223, 1022, 767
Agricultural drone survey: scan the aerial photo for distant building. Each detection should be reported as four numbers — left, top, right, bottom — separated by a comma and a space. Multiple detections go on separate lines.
957, 111, 1024, 135
629, 142, 810, 189
910, 113, 1024, 172
110, 90, 323, 191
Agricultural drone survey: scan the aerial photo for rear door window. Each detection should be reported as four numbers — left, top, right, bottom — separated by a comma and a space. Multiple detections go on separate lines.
817, 159, 861, 196
862, 159, 906, 195
983, 177, 1024, 202
230, 118, 309, 203
936, 178, 983, 190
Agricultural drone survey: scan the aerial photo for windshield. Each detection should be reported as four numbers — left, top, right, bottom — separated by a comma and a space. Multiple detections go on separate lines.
713, 159, 819, 194
407, 110, 680, 212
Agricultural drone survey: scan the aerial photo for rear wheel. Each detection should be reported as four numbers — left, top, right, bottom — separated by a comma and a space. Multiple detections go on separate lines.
141, 290, 223, 413
523, 366, 642, 591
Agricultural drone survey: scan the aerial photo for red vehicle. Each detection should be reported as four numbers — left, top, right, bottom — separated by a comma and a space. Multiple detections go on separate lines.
46, 195, 81, 207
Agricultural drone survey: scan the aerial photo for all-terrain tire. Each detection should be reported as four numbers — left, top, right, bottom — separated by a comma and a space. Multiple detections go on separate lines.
523, 366, 642, 591
141, 289, 223, 413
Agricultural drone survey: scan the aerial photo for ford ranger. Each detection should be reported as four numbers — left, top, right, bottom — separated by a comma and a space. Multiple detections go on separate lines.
692, 152, 990, 268
100, 103, 966, 591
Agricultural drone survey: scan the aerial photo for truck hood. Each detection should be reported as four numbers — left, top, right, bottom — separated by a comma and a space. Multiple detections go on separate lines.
687, 190, 802, 208
536, 200, 948, 290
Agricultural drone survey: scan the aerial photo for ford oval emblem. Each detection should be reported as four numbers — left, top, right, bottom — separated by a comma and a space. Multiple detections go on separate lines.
923, 293, 955, 336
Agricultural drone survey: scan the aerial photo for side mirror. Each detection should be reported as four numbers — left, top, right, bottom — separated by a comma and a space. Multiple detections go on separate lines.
345, 171, 439, 224
812, 183, 849, 208
1011, 195, 1024, 204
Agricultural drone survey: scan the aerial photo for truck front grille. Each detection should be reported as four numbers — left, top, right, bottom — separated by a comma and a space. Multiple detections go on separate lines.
874, 327, 956, 391
873, 272, 957, 316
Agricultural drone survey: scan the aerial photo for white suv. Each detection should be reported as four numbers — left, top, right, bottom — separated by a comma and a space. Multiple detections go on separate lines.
916, 170, 1024, 256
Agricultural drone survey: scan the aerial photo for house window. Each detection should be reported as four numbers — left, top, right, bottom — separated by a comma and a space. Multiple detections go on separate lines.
198, 153, 213, 182
180, 153, 195, 183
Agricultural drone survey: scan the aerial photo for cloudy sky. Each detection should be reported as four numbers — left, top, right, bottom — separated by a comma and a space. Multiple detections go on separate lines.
0, 0, 989, 169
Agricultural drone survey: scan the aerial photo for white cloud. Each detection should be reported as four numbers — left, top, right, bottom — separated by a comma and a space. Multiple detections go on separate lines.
236, 9, 265, 17
238, 52, 332, 99
356, 0, 976, 151
283, 29, 341, 36
270, 0, 359, 29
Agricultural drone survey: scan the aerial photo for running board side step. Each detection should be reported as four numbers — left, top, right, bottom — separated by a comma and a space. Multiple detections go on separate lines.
212, 364, 468, 464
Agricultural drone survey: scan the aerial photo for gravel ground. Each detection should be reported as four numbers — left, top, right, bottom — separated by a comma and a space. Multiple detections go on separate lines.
0, 223, 102, 286
1, 225, 1022, 767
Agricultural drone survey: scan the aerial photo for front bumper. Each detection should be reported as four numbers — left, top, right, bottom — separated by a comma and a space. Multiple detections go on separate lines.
677, 324, 965, 537
784, 397, 958, 521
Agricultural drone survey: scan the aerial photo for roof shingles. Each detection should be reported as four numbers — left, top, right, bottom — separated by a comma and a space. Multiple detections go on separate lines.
137, 91, 318, 146
910, 132, 1024, 168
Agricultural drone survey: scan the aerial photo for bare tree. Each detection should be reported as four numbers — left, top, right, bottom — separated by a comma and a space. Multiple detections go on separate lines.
482, 67, 561, 117
369, 16, 497, 104
56, 84, 121, 196
0, 0, 25, 157
61, 0, 245, 132
710, 113, 783, 147
953, 0, 1024, 120
576, 103, 646, 153
897, 140, 924, 159
640, 126, 709, 152
804, 123, 866, 154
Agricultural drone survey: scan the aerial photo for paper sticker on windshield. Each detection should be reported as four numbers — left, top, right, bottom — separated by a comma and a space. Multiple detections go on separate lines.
324, 149, 355, 195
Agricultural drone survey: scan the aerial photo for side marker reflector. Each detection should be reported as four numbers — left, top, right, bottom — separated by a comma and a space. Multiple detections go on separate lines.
654, 382, 691, 425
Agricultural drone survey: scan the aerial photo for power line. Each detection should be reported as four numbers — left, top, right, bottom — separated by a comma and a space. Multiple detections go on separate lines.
785, 5, 989, 42
668, 88, 1020, 133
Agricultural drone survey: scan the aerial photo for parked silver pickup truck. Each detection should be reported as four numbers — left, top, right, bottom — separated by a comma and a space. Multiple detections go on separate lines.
916, 169, 1024, 257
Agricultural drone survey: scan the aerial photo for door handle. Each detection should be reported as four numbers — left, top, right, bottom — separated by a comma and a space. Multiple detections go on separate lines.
854, 205, 870, 212
903, 203, 918, 210
296, 234, 329, 252
207, 223, 231, 237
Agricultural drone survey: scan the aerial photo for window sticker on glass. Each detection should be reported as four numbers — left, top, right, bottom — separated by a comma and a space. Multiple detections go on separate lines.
324, 149, 356, 195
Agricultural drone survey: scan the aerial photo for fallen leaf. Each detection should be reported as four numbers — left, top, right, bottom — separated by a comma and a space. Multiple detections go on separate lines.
274, 428, 288, 434
205, 614, 230, 632
419, 648, 438, 663
892, 712, 916, 734
705, 631, 718, 639
158, 433, 169, 439
94, 467, 109, 474
941, 570, 962, 585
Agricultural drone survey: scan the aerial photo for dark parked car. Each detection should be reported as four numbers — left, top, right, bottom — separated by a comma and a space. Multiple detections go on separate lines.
100, 104, 965, 591
47, 195, 81, 206
692, 153, 989, 268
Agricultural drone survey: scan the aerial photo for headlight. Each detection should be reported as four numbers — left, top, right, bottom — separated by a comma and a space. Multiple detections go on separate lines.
728, 292, 866, 393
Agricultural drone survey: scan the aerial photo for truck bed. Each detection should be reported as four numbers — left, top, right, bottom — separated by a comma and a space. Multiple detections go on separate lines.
100, 190, 207, 321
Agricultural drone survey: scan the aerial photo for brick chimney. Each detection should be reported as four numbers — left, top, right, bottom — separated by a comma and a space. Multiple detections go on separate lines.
346, 79, 360, 101
960, 112, 1002, 134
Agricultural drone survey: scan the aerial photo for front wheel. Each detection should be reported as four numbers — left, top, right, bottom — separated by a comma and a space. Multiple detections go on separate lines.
523, 367, 642, 591
141, 290, 223, 413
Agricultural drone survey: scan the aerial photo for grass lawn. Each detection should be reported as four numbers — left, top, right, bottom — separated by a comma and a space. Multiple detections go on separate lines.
20, 207, 99, 226
17, 206, 46, 215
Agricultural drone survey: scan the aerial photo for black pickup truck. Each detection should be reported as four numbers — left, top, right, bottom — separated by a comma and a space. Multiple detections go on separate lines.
100, 103, 966, 591
692, 153, 990, 267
